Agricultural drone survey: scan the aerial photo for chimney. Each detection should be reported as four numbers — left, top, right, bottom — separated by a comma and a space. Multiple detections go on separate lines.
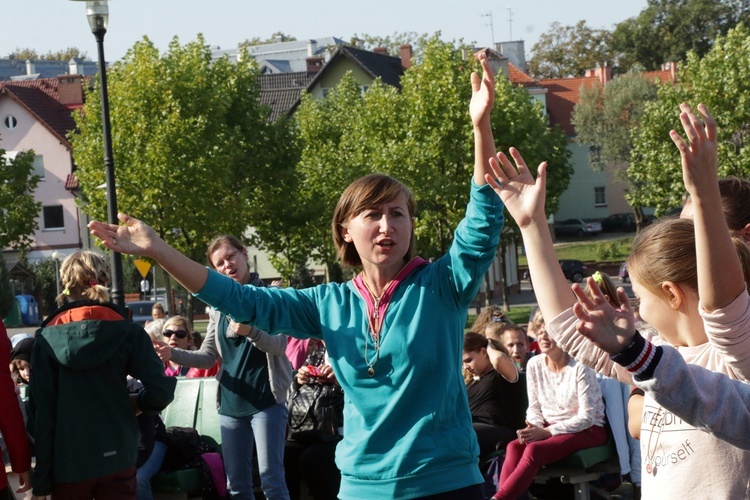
495, 41, 527, 73
663, 61, 678, 82
307, 40, 318, 57
400, 44, 412, 70
57, 75, 85, 106
25, 59, 35, 76
373, 47, 388, 55
68, 58, 80, 75
596, 65, 612, 85
306, 56, 324, 75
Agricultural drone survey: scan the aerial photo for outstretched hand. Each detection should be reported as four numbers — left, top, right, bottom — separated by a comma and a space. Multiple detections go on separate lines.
88, 213, 160, 258
571, 278, 636, 356
469, 52, 495, 128
484, 148, 547, 229
669, 102, 718, 198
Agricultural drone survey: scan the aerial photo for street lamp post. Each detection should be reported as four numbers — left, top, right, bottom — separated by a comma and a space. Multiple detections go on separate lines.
70, 0, 124, 306
51, 250, 62, 298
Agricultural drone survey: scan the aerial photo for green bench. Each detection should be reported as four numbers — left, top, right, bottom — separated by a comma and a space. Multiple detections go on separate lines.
151, 377, 222, 496
533, 438, 619, 500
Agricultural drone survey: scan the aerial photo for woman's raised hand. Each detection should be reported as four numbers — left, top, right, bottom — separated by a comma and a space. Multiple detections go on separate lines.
88, 213, 161, 258
571, 278, 636, 356
485, 148, 547, 229
670, 102, 718, 198
469, 52, 495, 129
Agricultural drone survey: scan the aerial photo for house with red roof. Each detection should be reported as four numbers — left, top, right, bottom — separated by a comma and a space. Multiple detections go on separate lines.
498, 44, 677, 220
0, 75, 91, 267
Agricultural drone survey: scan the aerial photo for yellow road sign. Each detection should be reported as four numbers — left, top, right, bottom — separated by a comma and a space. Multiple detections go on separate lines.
134, 259, 152, 278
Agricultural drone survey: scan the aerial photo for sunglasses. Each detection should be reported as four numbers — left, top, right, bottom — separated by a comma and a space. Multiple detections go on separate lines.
163, 329, 188, 339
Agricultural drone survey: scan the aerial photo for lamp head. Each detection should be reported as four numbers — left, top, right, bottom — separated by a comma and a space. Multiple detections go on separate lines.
70, 0, 109, 34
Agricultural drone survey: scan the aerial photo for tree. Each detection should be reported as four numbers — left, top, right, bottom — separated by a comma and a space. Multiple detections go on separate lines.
71, 35, 286, 314
628, 24, 750, 214
350, 32, 433, 61
611, 0, 750, 72
0, 148, 42, 250
240, 33, 298, 48
0, 253, 13, 317
8, 47, 88, 61
573, 72, 659, 228
29, 257, 58, 316
528, 21, 615, 79
292, 36, 572, 271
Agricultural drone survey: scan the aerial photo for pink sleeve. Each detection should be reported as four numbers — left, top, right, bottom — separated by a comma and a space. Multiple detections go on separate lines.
701, 288, 750, 381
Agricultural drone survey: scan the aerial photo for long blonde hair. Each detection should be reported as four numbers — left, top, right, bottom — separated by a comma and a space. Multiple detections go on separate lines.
56, 250, 110, 304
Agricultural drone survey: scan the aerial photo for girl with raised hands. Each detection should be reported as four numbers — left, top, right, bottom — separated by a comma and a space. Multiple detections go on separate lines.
89, 53, 510, 500
484, 104, 750, 499
671, 103, 750, 381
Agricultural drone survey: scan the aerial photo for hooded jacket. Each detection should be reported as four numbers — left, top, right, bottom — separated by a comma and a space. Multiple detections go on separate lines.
29, 300, 176, 496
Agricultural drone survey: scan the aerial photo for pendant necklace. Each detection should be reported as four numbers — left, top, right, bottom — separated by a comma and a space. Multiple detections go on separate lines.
362, 276, 392, 377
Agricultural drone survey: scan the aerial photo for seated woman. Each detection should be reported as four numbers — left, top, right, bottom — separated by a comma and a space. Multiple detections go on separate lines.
492, 314, 607, 500
285, 340, 342, 500
463, 331, 525, 458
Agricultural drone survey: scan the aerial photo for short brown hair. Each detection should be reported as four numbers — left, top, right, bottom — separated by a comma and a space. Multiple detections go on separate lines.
718, 177, 750, 232
206, 235, 245, 269
332, 174, 416, 267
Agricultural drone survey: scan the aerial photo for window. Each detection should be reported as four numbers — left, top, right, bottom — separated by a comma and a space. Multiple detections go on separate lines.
43, 206, 64, 230
594, 186, 606, 207
33, 155, 45, 179
3, 115, 18, 130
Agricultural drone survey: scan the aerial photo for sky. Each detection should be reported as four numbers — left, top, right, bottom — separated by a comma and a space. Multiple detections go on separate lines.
4, 0, 648, 63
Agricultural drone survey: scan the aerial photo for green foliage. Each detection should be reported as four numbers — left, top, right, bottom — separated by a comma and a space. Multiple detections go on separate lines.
628, 24, 750, 213
240, 33, 298, 48
350, 32, 435, 62
290, 263, 316, 289
611, 0, 750, 71
0, 149, 41, 250
71, 35, 287, 267
9, 47, 88, 61
294, 36, 572, 264
528, 21, 615, 79
29, 258, 58, 316
573, 72, 659, 171
595, 239, 632, 261
0, 254, 13, 317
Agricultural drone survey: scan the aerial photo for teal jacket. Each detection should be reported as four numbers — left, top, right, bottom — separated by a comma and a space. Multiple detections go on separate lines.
196, 181, 504, 499
29, 301, 176, 496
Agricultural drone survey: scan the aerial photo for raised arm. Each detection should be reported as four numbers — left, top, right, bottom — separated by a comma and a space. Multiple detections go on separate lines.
88, 213, 208, 293
470, 53, 497, 186
485, 153, 574, 320
671, 103, 744, 312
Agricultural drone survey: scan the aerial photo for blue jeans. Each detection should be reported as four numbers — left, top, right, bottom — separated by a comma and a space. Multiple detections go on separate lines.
220, 403, 290, 500
136, 440, 167, 500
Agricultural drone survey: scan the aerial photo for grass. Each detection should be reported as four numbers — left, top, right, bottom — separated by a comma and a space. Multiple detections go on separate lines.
518, 236, 633, 265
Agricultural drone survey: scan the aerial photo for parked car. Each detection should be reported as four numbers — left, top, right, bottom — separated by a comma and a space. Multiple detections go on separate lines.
601, 213, 637, 233
554, 218, 602, 237
619, 262, 630, 283
559, 259, 588, 283
125, 300, 155, 326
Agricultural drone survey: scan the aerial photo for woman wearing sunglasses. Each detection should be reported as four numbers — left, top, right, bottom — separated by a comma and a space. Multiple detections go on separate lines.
160, 316, 194, 376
